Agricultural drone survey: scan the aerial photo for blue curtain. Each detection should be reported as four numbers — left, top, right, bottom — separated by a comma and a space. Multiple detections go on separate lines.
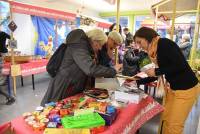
31, 16, 56, 56
56, 20, 71, 48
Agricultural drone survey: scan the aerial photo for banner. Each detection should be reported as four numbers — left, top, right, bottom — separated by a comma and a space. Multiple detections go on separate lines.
31, 16, 56, 56
9, 1, 76, 21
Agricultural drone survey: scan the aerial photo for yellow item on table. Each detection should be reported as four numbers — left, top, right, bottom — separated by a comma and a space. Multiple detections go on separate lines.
44, 128, 90, 134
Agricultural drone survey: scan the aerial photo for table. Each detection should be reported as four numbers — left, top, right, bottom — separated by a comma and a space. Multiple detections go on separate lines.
1, 96, 163, 134
2, 59, 48, 94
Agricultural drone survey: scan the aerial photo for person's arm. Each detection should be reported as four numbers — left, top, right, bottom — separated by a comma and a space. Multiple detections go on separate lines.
136, 77, 157, 85
71, 46, 116, 78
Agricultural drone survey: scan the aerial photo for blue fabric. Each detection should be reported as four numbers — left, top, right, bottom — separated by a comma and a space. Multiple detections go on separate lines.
0, 2, 10, 34
31, 16, 56, 56
56, 20, 71, 48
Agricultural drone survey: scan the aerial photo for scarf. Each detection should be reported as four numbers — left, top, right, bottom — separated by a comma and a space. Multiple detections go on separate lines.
147, 36, 167, 97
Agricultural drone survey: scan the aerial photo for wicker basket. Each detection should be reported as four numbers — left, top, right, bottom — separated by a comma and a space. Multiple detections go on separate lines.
4, 56, 32, 64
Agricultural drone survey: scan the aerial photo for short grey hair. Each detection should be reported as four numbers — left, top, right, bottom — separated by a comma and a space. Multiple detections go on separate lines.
86, 29, 107, 46
108, 31, 123, 45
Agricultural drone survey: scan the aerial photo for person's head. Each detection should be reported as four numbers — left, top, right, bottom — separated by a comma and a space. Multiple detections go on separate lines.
134, 27, 159, 51
86, 29, 107, 52
109, 23, 122, 34
181, 35, 190, 43
107, 31, 123, 50
123, 27, 129, 35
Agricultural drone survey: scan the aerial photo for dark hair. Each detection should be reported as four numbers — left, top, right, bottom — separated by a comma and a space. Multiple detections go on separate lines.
134, 27, 159, 43
109, 23, 122, 34
123, 27, 129, 31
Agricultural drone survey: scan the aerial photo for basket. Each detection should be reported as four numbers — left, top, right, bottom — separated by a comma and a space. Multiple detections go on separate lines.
4, 56, 32, 64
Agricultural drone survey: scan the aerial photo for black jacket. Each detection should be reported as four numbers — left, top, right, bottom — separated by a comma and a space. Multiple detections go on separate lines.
125, 32, 133, 47
155, 38, 198, 90
41, 29, 116, 106
0, 31, 10, 53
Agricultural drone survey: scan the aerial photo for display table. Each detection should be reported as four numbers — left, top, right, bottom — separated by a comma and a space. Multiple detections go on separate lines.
2, 59, 48, 94
1, 96, 163, 134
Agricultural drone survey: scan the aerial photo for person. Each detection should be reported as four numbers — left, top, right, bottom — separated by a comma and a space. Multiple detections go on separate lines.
98, 31, 123, 67
106, 23, 122, 35
134, 27, 199, 134
41, 29, 119, 106
179, 35, 192, 60
123, 27, 133, 47
0, 31, 15, 105
122, 41, 152, 77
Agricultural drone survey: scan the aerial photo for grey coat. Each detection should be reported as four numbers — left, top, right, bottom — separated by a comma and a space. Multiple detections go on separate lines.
41, 29, 116, 106
179, 41, 192, 59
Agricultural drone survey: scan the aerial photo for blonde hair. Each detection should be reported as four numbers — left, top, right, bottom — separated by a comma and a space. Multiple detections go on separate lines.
108, 31, 123, 45
86, 29, 107, 46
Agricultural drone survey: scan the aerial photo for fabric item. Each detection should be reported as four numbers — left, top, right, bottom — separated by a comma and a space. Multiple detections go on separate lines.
155, 38, 198, 90
31, 16, 56, 56
155, 76, 166, 98
41, 29, 116, 106
159, 84, 200, 134
125, 32, 133, 47
46, 43, 67, 77
147, 36, 160, 65
122, 48, 140, 76
0, 31, 10, 53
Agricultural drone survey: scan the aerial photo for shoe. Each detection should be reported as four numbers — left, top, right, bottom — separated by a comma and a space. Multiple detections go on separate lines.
6, 97, 15, 105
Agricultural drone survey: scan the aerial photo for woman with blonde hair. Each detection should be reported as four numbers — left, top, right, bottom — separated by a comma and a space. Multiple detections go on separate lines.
41, 29, 118, 106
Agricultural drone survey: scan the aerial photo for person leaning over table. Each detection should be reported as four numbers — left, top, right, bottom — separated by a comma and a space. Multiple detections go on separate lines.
41, 29, 120, 106
98, 31, 123, 68
134, 27, 199, 134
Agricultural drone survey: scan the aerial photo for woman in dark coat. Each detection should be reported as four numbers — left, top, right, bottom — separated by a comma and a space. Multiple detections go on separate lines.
41, 29, 117, 106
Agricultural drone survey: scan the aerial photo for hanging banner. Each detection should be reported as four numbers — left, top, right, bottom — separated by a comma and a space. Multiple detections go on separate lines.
97, 22, 112, 28
31, 16, 56, 56
9, 1, 76, 21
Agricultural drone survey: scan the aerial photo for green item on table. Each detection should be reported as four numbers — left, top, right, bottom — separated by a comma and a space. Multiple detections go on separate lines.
139, 57, 151, 68
79, 97, 85, 102
61, 113, 105, 129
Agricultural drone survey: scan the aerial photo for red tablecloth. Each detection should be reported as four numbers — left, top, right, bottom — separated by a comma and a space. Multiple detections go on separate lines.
2, 59, 48, 76
1, 96, 163, 134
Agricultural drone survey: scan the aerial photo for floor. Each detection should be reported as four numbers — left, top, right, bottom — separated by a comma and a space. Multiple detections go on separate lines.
0, 73, 164, 134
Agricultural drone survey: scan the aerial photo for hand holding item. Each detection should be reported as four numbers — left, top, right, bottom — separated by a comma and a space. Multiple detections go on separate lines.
144, 68, 155, 77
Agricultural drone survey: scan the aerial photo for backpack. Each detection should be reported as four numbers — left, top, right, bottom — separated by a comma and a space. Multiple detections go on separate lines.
46, 43, 67, 77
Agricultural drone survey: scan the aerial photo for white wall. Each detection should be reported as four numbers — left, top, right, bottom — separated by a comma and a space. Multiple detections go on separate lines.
13, 13, 35, 55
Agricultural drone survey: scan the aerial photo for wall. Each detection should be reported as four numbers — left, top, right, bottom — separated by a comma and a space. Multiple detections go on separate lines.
13, 13, 35, 55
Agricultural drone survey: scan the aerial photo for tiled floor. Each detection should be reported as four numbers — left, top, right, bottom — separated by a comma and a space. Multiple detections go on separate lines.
0, 73, 162, 134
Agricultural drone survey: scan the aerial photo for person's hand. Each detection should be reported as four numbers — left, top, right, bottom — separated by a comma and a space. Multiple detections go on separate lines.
144, 68, 156, 77
114, 63, 122, 73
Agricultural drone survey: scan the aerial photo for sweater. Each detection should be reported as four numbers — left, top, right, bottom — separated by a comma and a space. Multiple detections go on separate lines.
155, 38, 198, 90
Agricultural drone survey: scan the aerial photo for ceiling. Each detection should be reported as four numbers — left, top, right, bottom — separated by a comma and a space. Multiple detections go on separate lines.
15, 0, 163, 13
